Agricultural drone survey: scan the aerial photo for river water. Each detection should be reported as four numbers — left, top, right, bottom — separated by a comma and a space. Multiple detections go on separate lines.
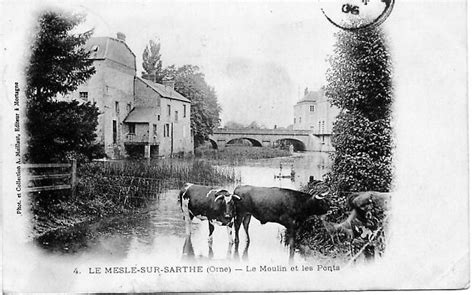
35, 152, 332, 265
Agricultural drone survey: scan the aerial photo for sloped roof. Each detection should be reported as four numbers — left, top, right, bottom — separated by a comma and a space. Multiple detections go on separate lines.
136, 76, 191, 103
298, 89, 326, 104
85, 37, 136, 70
124, 106, 159, 123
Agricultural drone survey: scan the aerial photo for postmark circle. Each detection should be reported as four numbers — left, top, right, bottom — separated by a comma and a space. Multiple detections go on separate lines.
319, 0, 395, 31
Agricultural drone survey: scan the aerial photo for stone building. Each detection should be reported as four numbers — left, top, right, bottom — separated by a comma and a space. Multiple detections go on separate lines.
64, 33, 193, 159
129, 77, 193, 157
293, 88, 339, 151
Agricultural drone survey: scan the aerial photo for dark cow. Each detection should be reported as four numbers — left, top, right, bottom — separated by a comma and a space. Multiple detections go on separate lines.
233, 185, 330, 259
178, 183, 241, 247
322, 191, 391, 241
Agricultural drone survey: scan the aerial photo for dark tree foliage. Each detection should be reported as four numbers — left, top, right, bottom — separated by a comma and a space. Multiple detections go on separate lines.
326, 27, 393, 193
26, 11, 95, 102
161, 65, 221, 147
141, 39, 164, 81
25, 10, 99, 163
27, 101, 102, 163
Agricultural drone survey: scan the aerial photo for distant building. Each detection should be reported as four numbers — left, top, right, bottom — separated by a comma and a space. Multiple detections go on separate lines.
293, 88, 339, 151
62, 33, 193, 159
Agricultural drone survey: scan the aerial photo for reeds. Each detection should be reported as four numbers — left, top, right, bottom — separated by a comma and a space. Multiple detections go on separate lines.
77, 158, 240, 209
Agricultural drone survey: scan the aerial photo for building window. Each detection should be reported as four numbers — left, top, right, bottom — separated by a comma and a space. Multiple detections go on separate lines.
175, 111, 178, 122
157, 115, 160, 121
299, 117, 302, 123
294, 118, 296, 124
183, 104, 187, 118
310, 105, 314, 112
167, 104, 171, 116
153, 124, 157, 135
79, 92, 88, 100
128, 123, 135, 134
112, 120, 117, 144
115, 101, 119, 114
164, 124, 170, 137
126, 103, 131, 113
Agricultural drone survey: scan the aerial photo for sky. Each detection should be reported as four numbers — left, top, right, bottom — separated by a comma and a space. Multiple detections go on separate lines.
69, 1, 339, 128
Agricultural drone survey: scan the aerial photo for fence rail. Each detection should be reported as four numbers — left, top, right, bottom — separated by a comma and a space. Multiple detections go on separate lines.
22, 160, 77, 194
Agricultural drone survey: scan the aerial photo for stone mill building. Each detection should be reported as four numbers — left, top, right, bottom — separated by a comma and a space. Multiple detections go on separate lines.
62, 33, 193, 159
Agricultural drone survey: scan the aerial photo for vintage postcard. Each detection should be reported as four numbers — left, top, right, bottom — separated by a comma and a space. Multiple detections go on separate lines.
0, 0, 469, 292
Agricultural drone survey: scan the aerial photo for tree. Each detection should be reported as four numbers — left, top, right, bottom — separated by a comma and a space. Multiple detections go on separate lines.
27, 101, 102, 163
26, 11, 95, 102
224, 121, 245, 129
141, 39, 165, 81
247, 121, 265, 129
161, 65, 221, 147
25, 9, 99, 163
325, 27, 393, 193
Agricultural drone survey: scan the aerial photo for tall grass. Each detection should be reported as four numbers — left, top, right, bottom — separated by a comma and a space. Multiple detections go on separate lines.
77, 159, 240, 208
195, 146, 291, 165
31, 158, 240, 237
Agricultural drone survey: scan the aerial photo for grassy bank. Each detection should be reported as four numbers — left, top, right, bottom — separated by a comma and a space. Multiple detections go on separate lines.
195, 146, 292, 165
31, 159, 240, 237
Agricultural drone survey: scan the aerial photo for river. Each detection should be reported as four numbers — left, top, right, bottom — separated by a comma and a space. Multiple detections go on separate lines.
35, 152, 332, 265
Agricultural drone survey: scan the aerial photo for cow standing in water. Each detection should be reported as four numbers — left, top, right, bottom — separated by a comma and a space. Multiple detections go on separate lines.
233, 185, 330, 260
178, 183, 241, 257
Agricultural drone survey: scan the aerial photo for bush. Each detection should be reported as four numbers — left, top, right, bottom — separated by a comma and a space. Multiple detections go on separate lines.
330, 112, 392, 192
326, 27, 393, 195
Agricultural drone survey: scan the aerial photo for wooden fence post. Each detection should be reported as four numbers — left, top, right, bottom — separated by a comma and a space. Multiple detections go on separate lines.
71, 159, 77, 197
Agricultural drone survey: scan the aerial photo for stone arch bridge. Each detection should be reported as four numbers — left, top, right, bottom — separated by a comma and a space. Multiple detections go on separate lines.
208, 128, 334, 152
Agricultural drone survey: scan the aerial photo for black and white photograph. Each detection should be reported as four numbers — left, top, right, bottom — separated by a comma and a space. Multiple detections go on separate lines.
0, 0, 469, 292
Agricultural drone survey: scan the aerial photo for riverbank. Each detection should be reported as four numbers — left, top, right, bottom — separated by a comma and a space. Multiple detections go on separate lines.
293, 180, 389, 262
195, 145, 292, 165
31, 158, 240, 239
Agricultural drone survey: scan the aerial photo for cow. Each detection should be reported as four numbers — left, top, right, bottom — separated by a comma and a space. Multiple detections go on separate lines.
232, 185, 330, 260
322, 191, 391, 241
178, 183, 241, 253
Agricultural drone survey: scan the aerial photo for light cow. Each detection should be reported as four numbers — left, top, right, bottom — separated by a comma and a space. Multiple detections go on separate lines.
178, 183, 241, 250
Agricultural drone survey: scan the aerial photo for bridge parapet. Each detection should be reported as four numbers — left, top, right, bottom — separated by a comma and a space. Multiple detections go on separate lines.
213, 128, 312, 136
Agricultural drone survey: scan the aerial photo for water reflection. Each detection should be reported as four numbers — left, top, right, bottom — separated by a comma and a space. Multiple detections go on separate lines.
35, 152, 332, 264
181, 234, 250, 262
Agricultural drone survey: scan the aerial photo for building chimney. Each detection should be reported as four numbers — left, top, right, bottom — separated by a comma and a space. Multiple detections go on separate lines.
142, 73, 156, 82
163, 79, 175, 91
116, 32, 126, 42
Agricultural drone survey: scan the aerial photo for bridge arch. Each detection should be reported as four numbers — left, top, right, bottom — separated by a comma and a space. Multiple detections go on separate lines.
226, 137, 263, 147
208, 138, 218, 149
274, 138, 306, 152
